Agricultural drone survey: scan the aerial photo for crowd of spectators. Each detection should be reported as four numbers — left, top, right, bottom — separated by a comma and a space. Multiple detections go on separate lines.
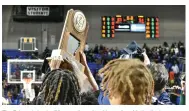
85, 44, 120, 65
2, 41, 185, 105
84, 41, 185, 65
84, 41, 185, 86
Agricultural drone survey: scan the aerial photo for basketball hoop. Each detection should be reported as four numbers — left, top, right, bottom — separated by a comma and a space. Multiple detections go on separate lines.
23, 78, 32, 84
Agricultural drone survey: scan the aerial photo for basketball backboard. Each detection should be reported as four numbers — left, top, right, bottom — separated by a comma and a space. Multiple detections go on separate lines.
7, 59, 44, 84
7, 59, 44, 101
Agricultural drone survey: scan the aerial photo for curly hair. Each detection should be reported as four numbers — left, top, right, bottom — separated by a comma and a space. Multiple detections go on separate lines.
147, 62, 169, 92
33, 69, 81, 105
80, 91, 99, 105
99, 59, 154, 105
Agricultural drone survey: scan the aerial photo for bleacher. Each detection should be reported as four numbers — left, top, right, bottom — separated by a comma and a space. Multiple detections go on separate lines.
2, 49, 105, 105
2, 49, 184, 76
2, 49, 104, 79
87, 62, 103, 76
2, 48, 186, 105
3, 49, 31, 59
2, 49, 33, 74
3, 62, 7, 73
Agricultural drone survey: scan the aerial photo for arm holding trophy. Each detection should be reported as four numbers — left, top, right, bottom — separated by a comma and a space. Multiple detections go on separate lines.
44, 9, 98, 92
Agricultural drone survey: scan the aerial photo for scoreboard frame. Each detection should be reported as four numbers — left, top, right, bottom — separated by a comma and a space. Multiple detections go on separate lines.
101, 15, 159, 39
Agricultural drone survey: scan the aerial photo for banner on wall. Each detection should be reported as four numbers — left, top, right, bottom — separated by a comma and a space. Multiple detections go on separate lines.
27, 7, 50, 16
13, 6, 64, 22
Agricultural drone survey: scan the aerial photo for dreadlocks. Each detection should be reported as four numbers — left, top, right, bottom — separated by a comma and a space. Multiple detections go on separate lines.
99, 59, 154, 105
33, 69, 81, 105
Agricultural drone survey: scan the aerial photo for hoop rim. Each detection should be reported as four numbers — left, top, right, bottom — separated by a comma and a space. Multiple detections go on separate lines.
23, 78, 32, 84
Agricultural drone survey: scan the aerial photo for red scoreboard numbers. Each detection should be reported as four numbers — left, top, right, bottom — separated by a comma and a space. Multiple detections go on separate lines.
116, 15, 123, 24
116, 15, 145, 24
138, 16, 145, 24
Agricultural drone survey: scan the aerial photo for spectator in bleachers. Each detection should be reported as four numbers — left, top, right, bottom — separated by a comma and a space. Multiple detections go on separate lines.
40, 47, 51, 59
148, 63, 173, 105
171, 60, 179, 74
174, 45, 179, 55
41, 53, 51, 75
94, 44, 99, 54
2, 79, 8, 97
44, 47, 50, 54
2, 50, 8, 62
169, 69, 175, 86
2, 41, 185, 105
170, 44, 175, 54
180, 76, 185, 105
163, 42, 169, 49
20, 89, 26, 104
7, 91, 13, 105
115, 47, 119, 57
2, 81, 5, 97
99, 45, 104, 51
2, 72, 6, 81
179, 42, 185, 57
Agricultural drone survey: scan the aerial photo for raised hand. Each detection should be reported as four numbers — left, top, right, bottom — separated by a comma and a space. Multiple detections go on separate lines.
142, 51, 150, 66
79, 51, 99, 91
49, 56, 62, 71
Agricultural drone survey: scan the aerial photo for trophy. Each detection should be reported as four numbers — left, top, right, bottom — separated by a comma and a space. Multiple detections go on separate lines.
46, 9, 89, 73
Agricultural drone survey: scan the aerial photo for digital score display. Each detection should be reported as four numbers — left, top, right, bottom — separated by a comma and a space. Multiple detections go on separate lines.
115, 15, 145, 24
101, 15, 159, 39
101, 16, 115, 38
145, 17, 159, 38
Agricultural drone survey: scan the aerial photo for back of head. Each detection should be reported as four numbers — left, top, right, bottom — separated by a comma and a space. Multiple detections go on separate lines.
99, 59, 154, 105
34, 69, 81, 105
148, 63, 168, 92
81, 91, 98, 105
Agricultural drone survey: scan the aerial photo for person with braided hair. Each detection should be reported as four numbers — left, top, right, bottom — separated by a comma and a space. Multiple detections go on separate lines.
33, 51, 99, 105
33, 69, 81, 105
98, 59, 154, 105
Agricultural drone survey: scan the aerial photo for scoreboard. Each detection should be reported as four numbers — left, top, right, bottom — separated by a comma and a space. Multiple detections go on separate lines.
101, 15, 159, 39
145, 17, 159, 38
101, 16, 115, 38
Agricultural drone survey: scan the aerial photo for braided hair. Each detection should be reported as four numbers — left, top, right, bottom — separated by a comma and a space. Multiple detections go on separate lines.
33, 69, 81, 105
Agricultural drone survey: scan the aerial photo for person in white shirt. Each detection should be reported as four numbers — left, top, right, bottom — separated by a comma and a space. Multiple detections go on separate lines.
171, 61, 180, 86
174, 46, 179, 54
171, 61, 179, 74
